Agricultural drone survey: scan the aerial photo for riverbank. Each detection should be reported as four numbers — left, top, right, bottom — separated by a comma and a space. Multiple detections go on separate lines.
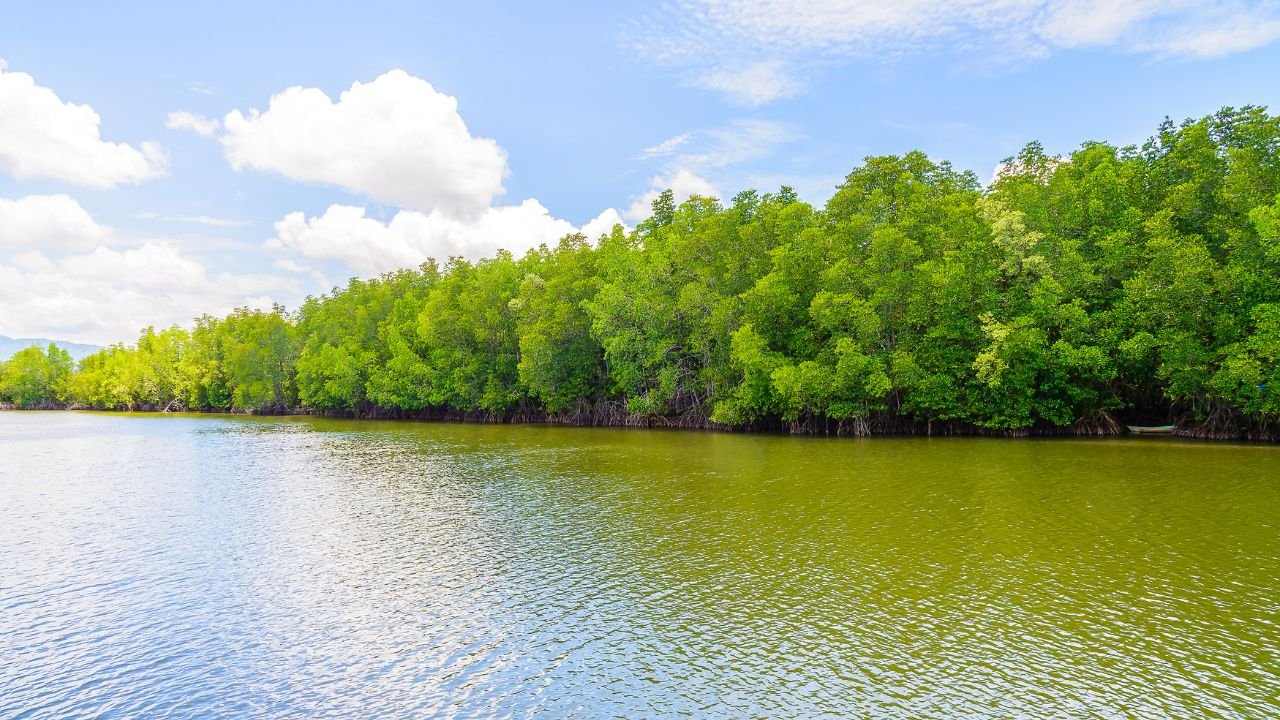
6, 404, 1277, 441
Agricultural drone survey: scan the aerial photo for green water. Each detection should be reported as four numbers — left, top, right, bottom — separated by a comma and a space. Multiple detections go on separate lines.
1, 412, 1277, 717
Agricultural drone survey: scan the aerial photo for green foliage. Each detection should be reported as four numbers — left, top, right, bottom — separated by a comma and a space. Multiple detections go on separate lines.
296, 271, 421, 410
61, 309, 296, 413
36, 107, 1280, 435
220, 306, 299, 411
516, 234, 606, 413
0, 344, 73, 407
366, 263, 441, 410
415, 253, 527, 413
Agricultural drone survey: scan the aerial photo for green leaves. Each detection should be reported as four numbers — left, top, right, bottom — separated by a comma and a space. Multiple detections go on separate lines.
35, 106, 1280, 436
220, 307, 299, 411
0, 343, 72, 407
516, 236, 606, 413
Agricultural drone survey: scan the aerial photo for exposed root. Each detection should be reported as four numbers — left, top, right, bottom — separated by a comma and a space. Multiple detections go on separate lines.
20, 399, 1277, 442
1071, 410, 1124, 436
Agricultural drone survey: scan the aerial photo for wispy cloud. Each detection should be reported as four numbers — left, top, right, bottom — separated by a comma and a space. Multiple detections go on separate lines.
643, 119, 800, 172
166, 110, 220, 137
629, 1, 1280, 104
627, 118, 801, 219
695, 60, 801, 106
640, 132, 694, 159
136, 211, 247, 228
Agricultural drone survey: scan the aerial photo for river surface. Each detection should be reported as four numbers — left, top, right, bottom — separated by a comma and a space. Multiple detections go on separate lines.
1, 412, 1278, 718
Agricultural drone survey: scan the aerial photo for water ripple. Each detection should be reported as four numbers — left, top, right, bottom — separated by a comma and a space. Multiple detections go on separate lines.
1, 412, 1278, 718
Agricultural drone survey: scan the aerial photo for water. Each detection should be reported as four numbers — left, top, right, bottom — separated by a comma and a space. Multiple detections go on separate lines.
1, 412, 1277, 718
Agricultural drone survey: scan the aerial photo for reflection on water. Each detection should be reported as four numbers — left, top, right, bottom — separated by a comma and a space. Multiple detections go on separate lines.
1, 412, 1277, 718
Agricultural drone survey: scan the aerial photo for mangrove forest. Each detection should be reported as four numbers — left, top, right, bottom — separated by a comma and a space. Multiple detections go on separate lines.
4, 107, 1280, 439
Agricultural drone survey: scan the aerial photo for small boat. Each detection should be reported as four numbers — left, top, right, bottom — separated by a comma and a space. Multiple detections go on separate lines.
1126, 424, 1176, 434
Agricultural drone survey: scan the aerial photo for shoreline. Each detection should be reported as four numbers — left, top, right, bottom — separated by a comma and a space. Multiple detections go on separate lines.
5, 405, 1276, 442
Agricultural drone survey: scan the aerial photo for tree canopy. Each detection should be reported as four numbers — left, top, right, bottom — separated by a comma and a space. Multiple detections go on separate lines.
6, 107, 1278, 438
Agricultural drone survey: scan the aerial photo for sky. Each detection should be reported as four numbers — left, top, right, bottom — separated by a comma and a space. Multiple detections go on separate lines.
2, 0, 1279, 345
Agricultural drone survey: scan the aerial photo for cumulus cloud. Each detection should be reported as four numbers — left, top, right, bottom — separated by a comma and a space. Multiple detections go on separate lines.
580, 208, 627, 240
0, 60, 167, 187
0, 243, 293, 345
166, 111, 220, 137
268, 201, 626, 276
0, 194, 293, 344
625, 169, 720, 222
0, 195, 112, 251
631, 1, 1280, 104
221, 70, 509, 215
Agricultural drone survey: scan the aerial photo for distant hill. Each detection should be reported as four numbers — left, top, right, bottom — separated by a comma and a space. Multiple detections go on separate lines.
1, 335, 102, 362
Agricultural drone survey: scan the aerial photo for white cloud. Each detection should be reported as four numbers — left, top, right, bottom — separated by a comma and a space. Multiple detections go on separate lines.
221, 70, 509, 215
270, 205, 435, 276
0, 195, 111, 251
626, 119, 796, 219
1036, 1, 1166, 47
268, 199, 629, 276
0, 243, 294, 345
166, 110, 220, 137
10, 250, 55, 273
172, 215, 246, 228
1133, 8, 1280, 57
632, 1, 1280, 103
653, 119, 798, 173
641, 133, 694, 159
273, 258, 308, 273
580, 208, 628, 240
271, 257, 333, 293
625, 169, 720, 222
136, 211, 247, 228
58, 244, 209, 290
0, 195, 293, 344
697, 60, 801, 106
1036, 0, 1280, 56
0, 62, 167, 187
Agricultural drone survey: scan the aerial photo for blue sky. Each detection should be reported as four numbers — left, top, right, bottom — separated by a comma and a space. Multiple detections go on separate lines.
2, 0, 1279, 344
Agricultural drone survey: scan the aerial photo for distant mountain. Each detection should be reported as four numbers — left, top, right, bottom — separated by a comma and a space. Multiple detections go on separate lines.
1, 335, 102, 362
